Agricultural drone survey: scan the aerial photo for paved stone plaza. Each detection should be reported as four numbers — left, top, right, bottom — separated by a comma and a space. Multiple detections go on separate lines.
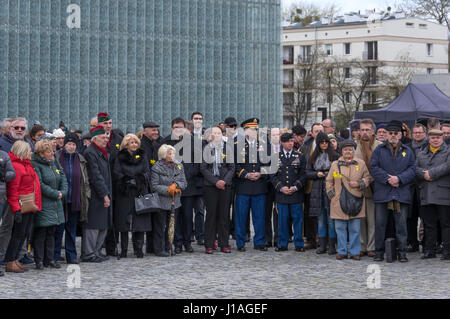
1, 238, 449, 299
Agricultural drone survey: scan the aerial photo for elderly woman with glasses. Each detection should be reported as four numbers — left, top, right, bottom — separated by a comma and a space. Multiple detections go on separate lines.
150, 144, 187, 257
306, 132, 339, 255
326, 140, 372, 260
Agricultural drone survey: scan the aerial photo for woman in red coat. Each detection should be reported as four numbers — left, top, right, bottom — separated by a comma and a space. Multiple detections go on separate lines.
4, 141, 41, 273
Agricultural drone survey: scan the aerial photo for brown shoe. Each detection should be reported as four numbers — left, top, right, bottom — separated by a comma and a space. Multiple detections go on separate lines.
360, 251, 366, 257
5, 261, 24, 273
14, 260, 28, 272
336, 254, 348, 260
351, 255, 361, 260
367, 251, 376, 257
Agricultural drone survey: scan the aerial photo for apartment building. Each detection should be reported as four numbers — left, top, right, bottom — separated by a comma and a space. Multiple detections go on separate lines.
282, 11, 449, 128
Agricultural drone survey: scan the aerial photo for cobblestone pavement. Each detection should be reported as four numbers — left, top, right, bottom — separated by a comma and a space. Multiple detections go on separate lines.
1, 238, 449, 299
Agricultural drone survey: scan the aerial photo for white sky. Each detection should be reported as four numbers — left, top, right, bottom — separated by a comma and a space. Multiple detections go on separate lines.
281, 0, 398, 15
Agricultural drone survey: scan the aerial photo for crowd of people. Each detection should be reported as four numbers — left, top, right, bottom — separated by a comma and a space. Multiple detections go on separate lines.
0, 112, 449, 276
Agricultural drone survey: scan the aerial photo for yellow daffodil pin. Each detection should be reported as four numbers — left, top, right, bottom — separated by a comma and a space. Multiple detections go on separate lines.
177, 165, 182, 170
135, 155, 140, 159
116, 144, 120, 149
150, 159, 156, 165
402, 152, 406, 157
56, 169, 60, 174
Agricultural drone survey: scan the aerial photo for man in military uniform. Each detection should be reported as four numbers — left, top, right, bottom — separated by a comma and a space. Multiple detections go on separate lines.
234, 118, 270, 252
271, 133, 307, 252
97, 112, 125, 257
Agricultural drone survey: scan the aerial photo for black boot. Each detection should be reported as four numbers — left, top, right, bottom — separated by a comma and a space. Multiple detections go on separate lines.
316, 237, 327, 254
328, 237, 337, 255
120, 232, 129, 258
135, 240, 144, 258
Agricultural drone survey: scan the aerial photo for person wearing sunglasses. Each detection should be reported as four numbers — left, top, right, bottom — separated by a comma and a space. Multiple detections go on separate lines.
306, 132, 339, 255
370, 120, 416, 263
0, 117, 36, 268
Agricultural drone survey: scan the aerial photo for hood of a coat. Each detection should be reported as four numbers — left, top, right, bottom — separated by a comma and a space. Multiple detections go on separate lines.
9, 152, 31, 166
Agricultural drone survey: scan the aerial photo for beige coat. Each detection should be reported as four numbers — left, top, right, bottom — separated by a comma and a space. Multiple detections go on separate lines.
326, 157, 373, 220
354, 139, 381, 198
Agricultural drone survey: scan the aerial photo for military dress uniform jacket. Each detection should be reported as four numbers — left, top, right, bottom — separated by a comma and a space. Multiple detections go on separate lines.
271, 150, 307, 204
235, 139, 271, 196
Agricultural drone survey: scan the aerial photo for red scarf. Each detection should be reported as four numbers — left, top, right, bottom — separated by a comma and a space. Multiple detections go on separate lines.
93, 141, 108, 160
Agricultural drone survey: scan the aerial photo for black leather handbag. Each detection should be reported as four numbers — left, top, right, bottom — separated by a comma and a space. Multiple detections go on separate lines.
134, 173, 161, 215
135, 193, 161, 215
338, 164, 363, 217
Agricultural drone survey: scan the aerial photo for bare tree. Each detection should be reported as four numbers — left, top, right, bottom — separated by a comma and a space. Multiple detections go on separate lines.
398, 0, 450, 28
284, 47, 326, 126
282, 1, 341, 25
323, 57, 384, 125
378, 52, 419, 103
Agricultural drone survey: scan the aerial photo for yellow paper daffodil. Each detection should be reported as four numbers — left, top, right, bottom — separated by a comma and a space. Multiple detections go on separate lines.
136, 155, 140, 159
150, 159, 156, 165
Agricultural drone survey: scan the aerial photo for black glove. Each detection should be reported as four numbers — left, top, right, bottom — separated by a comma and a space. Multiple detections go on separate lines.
14, 211, 22, 223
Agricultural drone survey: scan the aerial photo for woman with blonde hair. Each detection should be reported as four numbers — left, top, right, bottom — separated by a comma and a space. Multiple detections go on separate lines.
31, 140, 68, 269
150, 144, 187, 257
112, 134, 152, 258
5, 141, 42, 273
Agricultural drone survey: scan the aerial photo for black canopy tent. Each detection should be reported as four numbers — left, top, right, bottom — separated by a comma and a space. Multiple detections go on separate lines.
354, 83, 450, 125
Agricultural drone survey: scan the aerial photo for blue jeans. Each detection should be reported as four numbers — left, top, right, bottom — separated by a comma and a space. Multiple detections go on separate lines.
375, 203, 408, 254
235, 194, 266, 248
277, 202, 304, 248
334, 219, 361, 256
317, 197, 336, 238
54, 209, 80, 262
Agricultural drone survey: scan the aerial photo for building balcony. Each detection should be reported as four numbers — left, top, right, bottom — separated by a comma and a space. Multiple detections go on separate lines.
362, 51, 378, 61
297, 55, 313, 64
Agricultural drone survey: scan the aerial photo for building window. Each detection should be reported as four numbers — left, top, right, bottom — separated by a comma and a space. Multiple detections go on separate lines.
345, 92, 351, 103
366, 92, 377, 104
344, 43, 351, 55
406, 22, 414, 27
327, 92, 333, 104
301, 93, 312, 111
427, 68, 433, 74
427, 43, 433, 56
325, 44, 333, 56
419, 24, 427, 29
367, 67, 377, 85
344, 67, 351, 79
299, 45, 312, 63
365, 41, 378, 60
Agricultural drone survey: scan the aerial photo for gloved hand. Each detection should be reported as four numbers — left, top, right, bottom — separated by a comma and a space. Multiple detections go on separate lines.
174, 188, 182, 195
14, 211, 22, 224
167, 183, 178, 197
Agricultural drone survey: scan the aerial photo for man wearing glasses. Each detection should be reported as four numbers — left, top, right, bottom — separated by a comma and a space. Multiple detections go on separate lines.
370, 120, 416, 262
0, 117, 35, 267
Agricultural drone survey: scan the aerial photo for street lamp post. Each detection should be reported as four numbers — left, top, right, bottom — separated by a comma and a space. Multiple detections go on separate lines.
328, 69, 332, 119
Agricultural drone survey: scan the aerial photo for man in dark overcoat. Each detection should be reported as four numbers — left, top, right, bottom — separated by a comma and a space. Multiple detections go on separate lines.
81, 126, 113, 262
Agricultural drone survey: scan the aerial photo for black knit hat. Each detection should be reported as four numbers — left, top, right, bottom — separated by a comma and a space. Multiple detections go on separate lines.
64, 132, 79, 146
315, 131, 330, 144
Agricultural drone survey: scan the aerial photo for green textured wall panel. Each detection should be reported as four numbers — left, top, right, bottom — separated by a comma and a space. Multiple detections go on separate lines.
0, 0, 282, 135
